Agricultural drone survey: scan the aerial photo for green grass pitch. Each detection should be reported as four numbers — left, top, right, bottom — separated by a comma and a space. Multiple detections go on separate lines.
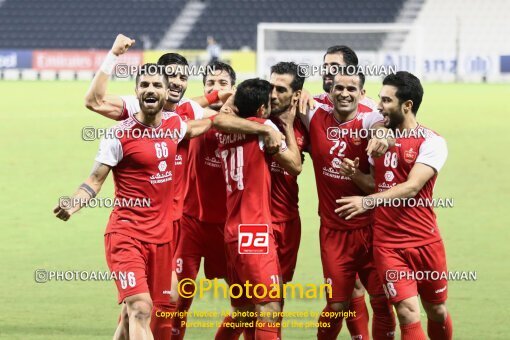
0, 79, 509, 339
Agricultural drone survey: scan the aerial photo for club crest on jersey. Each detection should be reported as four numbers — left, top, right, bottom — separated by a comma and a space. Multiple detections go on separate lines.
384, 170, 394, 182
331, 157, 342, 169
404, 148, 417, 163
158, 161, 167, 172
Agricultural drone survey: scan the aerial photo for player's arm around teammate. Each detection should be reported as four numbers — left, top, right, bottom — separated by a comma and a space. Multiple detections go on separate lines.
335, 163, 436, 220
212, 96, 285, 155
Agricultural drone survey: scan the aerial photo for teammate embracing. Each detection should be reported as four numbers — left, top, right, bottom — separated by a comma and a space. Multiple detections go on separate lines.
301, 70, 396, 340
336, 71, 452, 340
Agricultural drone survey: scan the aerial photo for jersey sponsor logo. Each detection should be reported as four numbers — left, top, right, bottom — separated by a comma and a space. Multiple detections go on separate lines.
150, 171, 173, 184
384, 170, 395, 182
238, 224, 269, 254
404, 148, 417, 163
175, 154, 183, 165
322, 166, 351, 180
270, 160, 289, 176
204, 156, 222, 168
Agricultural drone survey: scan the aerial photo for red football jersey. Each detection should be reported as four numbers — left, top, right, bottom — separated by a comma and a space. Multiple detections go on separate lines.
172, 100, 204, 221
120, 96, 204, 221
95, 112, 187, 244
269, 118, 309, 222
216, 118, 287, 243
303, 103, 384, 230
183, 128, 227, 223
314, 92, 376, 113
370, 125, 448, 248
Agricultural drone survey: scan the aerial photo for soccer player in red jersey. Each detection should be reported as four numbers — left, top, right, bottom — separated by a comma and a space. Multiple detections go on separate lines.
230, 61, 308, 340
336, 71, 452, 340
268, 62, 308, 290
309, 45, 396, 340
301, 71, 396, 340
213, 78, 302, 340
54, 65, 213, 340
83, 35, 233, 338
170, 61, 237, 339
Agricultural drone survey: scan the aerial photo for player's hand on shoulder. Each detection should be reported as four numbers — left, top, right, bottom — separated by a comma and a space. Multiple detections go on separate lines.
366, 137, 389, 158
298, 89, 315, 115
111, 34, 135, 56
263, 129, 285, 155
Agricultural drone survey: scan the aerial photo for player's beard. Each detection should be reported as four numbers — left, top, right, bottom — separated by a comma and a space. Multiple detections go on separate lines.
167, 84, 185, 104
140, 95, 165, 115
384, 110, 404, 130
270, 101, 291, 116
322, 76, 333, 93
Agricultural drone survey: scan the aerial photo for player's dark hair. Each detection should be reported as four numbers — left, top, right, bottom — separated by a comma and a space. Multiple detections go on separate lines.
324, 45, 359, 66
202, 61, 236, 85
358, 71, 365, 89
234, 78, 271, 118
135, 63, 169, 88
270, 61, 305, 91
157, 53, 188, 66
382, 71, 424, 115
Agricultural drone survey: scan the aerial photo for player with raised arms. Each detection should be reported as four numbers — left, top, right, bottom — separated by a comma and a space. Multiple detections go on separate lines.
336, 71, 452, 340
54, 64, 213, 340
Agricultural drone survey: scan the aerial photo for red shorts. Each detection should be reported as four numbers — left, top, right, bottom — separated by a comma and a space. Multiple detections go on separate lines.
174, 214, 227, 280
226, 233, 282, 307
373, 241, 448, 304
272, 217, 301, 283
320, 225, 384, 303
105, 232, 173, 305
